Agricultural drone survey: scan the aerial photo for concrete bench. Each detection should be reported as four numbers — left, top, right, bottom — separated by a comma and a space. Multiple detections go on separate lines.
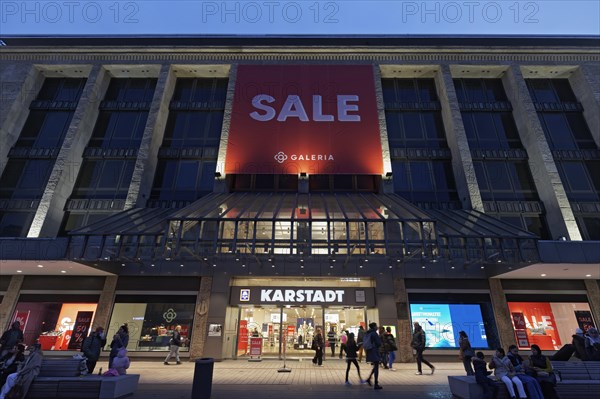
26, 358, 139, 399
27, 375, 139, 399
551, 361, 600, 398
449, 362, 600, 399
447, 376, 510, 399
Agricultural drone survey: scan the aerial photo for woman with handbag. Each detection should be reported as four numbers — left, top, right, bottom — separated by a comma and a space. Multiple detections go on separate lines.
458, 331, 475, 376
528, 344, 559, 399
311, 328, 324, 366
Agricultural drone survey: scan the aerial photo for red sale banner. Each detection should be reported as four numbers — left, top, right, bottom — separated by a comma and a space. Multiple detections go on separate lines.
225, 65, 383, 175
508, 302, 562, 350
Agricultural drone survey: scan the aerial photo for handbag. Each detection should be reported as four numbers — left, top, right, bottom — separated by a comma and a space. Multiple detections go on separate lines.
464, 348, 475, 358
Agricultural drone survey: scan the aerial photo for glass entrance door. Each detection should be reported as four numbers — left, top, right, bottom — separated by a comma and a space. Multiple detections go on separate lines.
282, 306, 323, 358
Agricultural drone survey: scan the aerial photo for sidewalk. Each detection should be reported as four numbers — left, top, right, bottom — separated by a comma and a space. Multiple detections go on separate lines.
126, 358, 461, 398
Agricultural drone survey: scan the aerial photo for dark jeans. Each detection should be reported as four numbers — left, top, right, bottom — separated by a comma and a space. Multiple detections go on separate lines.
329, 343, 336, 357
463, 356, 474, 375
345, 358, 361, 382
86, 359, 98, 374
416, 348, 434, 372
312, 348, 323, 365
367, 361, 380, 385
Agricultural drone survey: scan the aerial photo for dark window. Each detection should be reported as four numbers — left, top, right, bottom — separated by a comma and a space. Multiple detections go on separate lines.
474, 161, 539, 201
454, 79, 507, 103
88, 111, 149, 148
71, 160, 135, 199
36, 78, 86, 102
104, 78, 157, 102
0, 211, 35, 237
0, 159, 54, 199
150, 160, 216, 201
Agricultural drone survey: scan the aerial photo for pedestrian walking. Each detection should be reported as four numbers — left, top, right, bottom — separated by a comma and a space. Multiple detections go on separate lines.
343, 333, 366, 386
411, 322, 435, 375
81, 326, 106, 374
312, 328, 324, 366
338, 330, 348, 359
378, 326, 389, 369
458, 330, 475, 375
327, 327, 336, 357
363, 322, 383, 390
357, 326, 365, 362
164, 325, 183, 365
384, 326, 398, 370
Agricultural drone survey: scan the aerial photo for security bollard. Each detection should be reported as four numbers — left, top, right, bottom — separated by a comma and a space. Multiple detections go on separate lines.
191, 358, 214, 399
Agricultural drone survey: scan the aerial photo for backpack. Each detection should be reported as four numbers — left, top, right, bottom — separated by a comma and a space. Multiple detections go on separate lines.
362, 332, 374, 350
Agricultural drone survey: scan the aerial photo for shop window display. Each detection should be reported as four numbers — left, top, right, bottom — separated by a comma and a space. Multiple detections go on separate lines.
107, 302, 194, 352
508, 302, 596, 350
13, 302, 98, 350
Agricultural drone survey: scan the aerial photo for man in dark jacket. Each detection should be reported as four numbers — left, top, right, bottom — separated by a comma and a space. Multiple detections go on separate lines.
411, 322, 435, 375
364, 322, 383, 390
81, 326, 106, 374
0, 322, 24, 359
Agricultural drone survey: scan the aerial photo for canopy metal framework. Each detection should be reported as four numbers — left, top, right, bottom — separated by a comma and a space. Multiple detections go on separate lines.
69, 193, 539, 268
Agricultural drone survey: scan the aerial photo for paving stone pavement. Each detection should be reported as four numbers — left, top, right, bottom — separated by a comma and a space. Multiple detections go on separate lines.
126, 358, 461, 398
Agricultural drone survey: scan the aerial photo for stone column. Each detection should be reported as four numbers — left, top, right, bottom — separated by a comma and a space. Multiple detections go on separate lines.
92, 276, 118, 331
373, 65, 393, 193
29, 65, 111, 237
488, 278, 516, 349
0, 275, 24, 331
503, 65, 581, 240
435, 65, 483, 211
189, 276, 212, 360
0, 65, 43, 177
126, 64, 175, 208
584, 279, 600, 332
214, 64, 237, 193
569, 64, 600, 147
393, 277, 413, 363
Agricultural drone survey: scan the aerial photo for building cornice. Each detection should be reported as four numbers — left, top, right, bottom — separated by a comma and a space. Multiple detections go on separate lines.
1, 46, 599, 63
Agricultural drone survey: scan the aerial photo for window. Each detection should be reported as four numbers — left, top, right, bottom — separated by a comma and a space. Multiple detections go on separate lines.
104, 78, 157, 102
0, 211, 35, 237
71, 160, 135, 199
0, 160, 54, 199
474, 161, 539, 201
88, 111, 149, 148
151, 160, 216, 201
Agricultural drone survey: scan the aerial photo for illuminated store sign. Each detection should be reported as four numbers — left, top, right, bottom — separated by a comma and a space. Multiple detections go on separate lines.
260, 289, 345, 303
225, 65, 383, 175
230, 286, 375, 306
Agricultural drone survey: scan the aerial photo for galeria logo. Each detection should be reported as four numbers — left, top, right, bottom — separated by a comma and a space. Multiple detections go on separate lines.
274, 151, 335, 164
274, 151, 288, 164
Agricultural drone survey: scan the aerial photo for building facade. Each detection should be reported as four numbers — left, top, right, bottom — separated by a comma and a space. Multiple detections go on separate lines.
0, 36, 598, 361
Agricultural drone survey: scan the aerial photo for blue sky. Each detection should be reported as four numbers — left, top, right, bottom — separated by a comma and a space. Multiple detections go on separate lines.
1, 0, 599, 36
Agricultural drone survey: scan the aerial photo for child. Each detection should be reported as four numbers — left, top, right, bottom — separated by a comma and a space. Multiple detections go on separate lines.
112, 348, 130, 375
472, 351, 498, 399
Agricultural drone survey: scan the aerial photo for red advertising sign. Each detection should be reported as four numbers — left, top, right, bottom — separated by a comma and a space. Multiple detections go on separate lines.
226, 65, 383, 175
249, 337, 263, 357
515, 330, 530, 347
68, 311, 94, 350
512, 312, 527, 330
12, 311, 30, 331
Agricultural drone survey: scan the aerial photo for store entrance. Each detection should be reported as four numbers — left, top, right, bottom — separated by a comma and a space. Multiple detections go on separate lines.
236, 305, 365, 359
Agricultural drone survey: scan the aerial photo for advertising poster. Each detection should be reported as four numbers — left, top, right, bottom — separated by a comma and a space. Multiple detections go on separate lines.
507, 302, 561, 350
574, 310, 595, 332
410, 304, 488, 348
238, 320, 248, 354
67, 311, 94, 350
249, 337, 263, 357
226, 65, 383, 175
515, 330, 530, 347
12, 311, 30, 331
512, 313, 527, 330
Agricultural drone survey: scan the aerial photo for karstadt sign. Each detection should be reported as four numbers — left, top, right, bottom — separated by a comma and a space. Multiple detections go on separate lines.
230, 287, 376, 306
225, 65, 383, 175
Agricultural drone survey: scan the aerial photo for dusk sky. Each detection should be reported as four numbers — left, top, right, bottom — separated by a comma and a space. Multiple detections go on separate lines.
1, 0, 599, 36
